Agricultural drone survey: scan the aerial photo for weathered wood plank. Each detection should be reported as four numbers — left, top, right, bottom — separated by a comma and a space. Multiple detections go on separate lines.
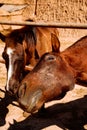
0, 20, 87, 29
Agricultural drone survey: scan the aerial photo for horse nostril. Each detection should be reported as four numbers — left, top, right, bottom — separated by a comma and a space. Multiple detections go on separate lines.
18, 83, 26, 98
9, 88, 15, 95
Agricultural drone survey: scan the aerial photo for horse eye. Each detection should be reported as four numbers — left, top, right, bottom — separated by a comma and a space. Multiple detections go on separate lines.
45, 55, 56, 61
2, 52, 8, 60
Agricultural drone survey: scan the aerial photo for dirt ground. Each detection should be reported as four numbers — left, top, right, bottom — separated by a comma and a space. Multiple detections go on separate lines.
0, 32, 87, 130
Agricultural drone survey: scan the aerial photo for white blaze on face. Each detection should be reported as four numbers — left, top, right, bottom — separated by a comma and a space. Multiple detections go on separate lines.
6, 47, 14, 91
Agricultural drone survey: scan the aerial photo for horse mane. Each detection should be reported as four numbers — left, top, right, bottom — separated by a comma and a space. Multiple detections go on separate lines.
6, 25, 37, 45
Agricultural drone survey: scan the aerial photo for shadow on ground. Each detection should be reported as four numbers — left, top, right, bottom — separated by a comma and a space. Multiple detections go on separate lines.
1, 82, 87, 130
7, 95, 87, 130
0, 88, 17, 126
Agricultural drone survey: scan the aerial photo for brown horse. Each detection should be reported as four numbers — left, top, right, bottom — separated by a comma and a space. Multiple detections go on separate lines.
17, 35, 87, 113
0, 26, 60, 94
17, 52, 74, 113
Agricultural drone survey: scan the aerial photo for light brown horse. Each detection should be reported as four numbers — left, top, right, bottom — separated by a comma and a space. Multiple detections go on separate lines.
0, 26, 60, 94
17, 35, 87, 113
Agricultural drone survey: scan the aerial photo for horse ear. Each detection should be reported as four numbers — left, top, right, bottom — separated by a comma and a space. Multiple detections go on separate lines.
51, 33, 60, 53
0, 33, 6, 42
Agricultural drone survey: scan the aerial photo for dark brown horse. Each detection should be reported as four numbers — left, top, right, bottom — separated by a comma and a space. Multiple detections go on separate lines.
17, 35, 87, 113
0, 26, 60, 94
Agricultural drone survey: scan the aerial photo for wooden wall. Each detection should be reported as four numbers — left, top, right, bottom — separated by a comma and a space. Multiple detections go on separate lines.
0, 0, 87, 43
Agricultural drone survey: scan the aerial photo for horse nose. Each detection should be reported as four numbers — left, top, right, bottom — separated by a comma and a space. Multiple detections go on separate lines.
5, 85, 14, 95
10, 86, 18, 94
7, 84, 18, 95
9, 88, 15, 95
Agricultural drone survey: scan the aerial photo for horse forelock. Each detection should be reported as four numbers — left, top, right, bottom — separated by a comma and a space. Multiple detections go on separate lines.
7, 26, 37, 47
24, 27, 37, 48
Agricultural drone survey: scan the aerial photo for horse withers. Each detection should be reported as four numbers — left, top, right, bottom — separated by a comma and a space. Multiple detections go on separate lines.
0, 26, 60, 95
17, 35, 87, 113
